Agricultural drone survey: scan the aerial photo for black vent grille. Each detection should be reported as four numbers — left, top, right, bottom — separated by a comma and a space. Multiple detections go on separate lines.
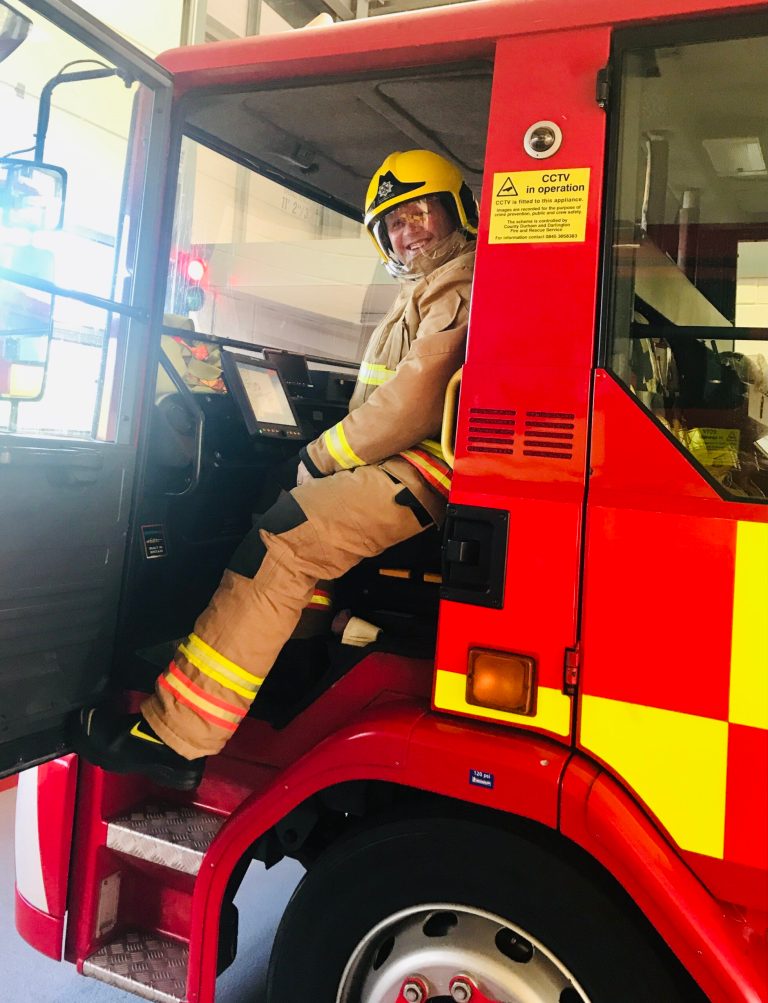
522, 411, 575, 460
467, 408, 515, 455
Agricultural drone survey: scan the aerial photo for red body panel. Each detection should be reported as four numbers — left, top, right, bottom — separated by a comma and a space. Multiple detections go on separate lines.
14, 757, 78, 960
27, 706, 766, 1002
15, 890, 65, 962
724, 725, 768, 875
186, 700, 570, 1002
560, 756, 768, 1003
158, 0, 768, 93
37, 756, 79, 921
580, 373, 768, 911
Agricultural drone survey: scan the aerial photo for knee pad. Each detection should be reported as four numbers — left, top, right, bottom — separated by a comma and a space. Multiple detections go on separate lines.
227, 490, 307, 578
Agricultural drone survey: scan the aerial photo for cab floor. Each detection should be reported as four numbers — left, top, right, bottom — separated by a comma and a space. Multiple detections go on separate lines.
0, 787, 303, 1003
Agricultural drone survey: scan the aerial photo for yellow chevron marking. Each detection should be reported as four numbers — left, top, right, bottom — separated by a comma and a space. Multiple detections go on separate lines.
729, 521, 768, 730
580, 694, 728, 858
434, 669, 571, 737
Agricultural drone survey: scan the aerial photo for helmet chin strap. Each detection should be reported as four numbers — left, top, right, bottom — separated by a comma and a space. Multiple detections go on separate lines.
385, 228, 470, 280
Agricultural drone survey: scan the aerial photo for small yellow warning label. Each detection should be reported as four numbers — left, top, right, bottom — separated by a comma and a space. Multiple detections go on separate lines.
489, 168, 591, 244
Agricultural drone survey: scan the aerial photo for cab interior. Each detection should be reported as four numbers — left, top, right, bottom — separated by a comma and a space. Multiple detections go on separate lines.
113, 62, 494, 726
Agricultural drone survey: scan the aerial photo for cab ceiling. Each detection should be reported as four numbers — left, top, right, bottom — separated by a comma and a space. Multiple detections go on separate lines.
184, 64, 492, 215
637, 35, 768, 224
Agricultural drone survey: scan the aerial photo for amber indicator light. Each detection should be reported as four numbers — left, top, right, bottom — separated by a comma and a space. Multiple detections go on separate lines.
466, 648, 536, 715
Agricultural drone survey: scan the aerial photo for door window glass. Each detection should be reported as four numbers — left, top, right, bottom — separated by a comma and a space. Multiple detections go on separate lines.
607, 33, 768, 501
0, 288, 121, 436
0, 2, 158, 440
0, 6, 149, 304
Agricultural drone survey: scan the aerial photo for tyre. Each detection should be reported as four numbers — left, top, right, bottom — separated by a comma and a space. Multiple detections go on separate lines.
266, 815, 704, 1002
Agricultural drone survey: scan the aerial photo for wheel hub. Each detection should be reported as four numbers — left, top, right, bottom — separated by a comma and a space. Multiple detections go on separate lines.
338, 904, 590, 1003
396, 973, 502, 1002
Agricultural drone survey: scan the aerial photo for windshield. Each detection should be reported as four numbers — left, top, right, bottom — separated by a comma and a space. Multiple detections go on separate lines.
165, 137, 398, 363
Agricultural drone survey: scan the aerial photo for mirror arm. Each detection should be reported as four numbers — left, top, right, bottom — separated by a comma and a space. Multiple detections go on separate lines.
35, 67, 132, 163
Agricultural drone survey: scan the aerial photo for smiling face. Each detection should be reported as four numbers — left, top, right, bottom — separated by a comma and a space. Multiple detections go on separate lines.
384, 196, 455, 265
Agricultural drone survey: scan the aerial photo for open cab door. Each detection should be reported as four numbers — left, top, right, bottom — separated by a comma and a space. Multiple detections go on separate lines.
0, 0, 172, 775
432, 25, 610, 747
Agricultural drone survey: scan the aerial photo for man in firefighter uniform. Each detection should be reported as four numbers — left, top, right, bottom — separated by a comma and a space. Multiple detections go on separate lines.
75, 150, 478, 789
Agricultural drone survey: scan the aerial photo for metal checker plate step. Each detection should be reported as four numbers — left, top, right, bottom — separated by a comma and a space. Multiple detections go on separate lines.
83, 930, 188, 1003
107, 803, 224, 876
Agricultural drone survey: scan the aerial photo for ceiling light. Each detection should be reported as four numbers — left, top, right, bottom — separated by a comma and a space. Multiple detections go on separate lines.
703, 137, 767, 178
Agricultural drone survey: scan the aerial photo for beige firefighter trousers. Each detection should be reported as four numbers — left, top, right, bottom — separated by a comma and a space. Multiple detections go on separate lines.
141, 463, 437, 758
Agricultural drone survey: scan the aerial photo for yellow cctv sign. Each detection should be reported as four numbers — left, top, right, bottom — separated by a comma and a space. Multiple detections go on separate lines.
489, 168, 590, 244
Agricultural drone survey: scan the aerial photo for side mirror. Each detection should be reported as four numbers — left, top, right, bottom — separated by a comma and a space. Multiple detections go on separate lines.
0, 158, 67, 230
0, 1, 31, 65
0, 281, 54, 401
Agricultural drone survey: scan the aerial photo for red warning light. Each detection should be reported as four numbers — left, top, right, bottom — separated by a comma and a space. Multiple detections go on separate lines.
186, 257, 206, 283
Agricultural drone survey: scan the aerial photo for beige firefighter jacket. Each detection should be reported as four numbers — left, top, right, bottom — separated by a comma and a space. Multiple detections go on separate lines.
300, 233, 476, 522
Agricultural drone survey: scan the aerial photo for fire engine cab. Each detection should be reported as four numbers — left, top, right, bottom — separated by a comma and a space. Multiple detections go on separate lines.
1, 0, 767, 1001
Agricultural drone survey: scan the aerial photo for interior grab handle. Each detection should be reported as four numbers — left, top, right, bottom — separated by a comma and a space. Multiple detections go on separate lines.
158, 350, 204, 498
441, 367, 463, 469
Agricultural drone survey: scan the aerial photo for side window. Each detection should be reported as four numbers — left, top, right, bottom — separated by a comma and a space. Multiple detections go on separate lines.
0, 3, 155, 439
164, 138, 398, 364
607, 32, 768, 501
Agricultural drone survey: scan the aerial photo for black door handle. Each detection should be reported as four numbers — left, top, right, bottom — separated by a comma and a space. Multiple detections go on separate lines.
441, 504, 509, 609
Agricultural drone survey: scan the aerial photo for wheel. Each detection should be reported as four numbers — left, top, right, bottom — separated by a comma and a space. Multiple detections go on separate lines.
266, 815, 703, 1002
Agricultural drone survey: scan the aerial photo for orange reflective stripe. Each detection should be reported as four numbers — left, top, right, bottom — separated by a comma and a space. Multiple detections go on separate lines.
168, 662, 245, 715
304, 587, 332, 610
306, 591, 332, 608
400, 447, 452, 497
165, 663, 246, 722
159, 675, 239, 732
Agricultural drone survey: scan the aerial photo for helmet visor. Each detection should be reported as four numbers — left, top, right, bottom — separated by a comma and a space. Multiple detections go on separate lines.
383, 195, 442, 237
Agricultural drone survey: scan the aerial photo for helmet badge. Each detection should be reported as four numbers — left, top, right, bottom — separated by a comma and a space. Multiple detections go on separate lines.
377, 179, 393, 200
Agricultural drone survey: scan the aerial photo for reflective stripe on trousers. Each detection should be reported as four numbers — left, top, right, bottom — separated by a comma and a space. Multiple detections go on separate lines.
142, 464, 438, 758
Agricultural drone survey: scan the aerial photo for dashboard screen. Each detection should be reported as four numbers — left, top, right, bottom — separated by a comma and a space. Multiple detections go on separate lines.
238, 362, 297, 427
221, 351, 301, 437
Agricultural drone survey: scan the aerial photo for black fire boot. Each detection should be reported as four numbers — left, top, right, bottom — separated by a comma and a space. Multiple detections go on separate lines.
72, 706, 206, 791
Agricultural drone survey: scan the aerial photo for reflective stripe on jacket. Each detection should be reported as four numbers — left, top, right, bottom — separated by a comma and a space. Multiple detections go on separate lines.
302, 237, 475, 514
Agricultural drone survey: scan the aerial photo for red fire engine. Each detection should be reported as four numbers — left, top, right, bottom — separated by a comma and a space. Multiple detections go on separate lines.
1, 0, 767, 1000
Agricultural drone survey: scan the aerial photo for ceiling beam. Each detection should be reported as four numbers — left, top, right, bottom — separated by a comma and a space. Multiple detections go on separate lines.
369, 0, 472, 14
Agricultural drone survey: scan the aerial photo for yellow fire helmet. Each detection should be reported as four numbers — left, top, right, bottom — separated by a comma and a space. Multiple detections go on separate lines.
364, 149, 478, 271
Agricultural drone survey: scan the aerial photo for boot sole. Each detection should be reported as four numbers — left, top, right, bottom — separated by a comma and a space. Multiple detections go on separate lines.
71, 731, 204, 792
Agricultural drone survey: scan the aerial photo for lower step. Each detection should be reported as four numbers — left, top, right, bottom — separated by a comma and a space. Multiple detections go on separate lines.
83, 930, 188, 1003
